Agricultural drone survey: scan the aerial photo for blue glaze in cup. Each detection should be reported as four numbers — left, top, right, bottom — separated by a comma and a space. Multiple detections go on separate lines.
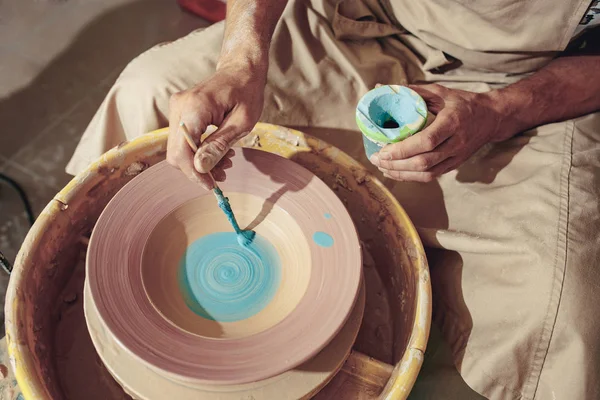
356, 85, 428, 159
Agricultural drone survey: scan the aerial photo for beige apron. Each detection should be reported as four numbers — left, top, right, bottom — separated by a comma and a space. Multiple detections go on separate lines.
66, 1, 600, 399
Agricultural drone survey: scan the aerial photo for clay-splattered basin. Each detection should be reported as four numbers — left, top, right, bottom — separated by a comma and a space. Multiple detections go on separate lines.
5, 123, 431, 399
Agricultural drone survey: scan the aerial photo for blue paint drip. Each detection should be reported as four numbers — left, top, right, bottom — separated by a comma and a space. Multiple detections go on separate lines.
313, 231, 334, 248
324, 213, 332, 219
179, 232, 281, 322
213, 187, 256, 247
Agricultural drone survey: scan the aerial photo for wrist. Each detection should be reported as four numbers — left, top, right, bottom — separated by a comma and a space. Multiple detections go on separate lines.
217, 49, 268, 77
483, 88, 535, 139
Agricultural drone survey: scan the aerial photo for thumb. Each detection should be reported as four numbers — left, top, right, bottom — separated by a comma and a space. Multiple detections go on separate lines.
194, 108, 255, 173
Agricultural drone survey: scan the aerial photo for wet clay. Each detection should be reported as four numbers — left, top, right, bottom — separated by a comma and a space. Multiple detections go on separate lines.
53, 253, 131, 400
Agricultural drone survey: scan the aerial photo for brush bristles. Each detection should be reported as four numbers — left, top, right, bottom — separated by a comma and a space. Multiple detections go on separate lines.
237, 230, 256, 247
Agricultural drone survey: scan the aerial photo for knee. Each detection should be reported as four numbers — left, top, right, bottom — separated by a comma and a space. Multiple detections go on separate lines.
118, 49, 175, 105
105, 26, 222, 136
108, 51, 180, 136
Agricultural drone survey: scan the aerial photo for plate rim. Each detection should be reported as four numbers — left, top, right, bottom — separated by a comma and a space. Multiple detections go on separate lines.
86, 148, 363, 384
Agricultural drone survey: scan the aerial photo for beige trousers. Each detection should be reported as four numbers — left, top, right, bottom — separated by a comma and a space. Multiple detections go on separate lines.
67, 1, 600, 399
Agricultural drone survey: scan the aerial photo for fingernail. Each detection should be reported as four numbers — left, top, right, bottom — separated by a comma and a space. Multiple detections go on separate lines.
195, 143, 221, 173
370, 154, 380, 165
198, 154, 214, 173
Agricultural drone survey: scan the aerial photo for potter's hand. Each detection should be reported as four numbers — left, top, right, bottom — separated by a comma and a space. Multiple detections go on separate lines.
370, 84, 515, 183
166, 63, 267, 189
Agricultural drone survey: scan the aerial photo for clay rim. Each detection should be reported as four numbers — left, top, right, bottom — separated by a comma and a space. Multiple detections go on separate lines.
86, 149, 363, 385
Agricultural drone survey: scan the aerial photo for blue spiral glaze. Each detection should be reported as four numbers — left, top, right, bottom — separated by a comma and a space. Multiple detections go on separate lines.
178, 232, 281, 322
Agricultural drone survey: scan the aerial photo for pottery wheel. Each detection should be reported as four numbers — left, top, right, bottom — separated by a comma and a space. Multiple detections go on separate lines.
84, 282, 365, 399
86, 148, 363, 389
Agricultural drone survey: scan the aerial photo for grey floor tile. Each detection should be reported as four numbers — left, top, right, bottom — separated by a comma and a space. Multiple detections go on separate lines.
0, 160, 58, 332
0, 46, 43, 100
0, 0, 207, 164
17, 1, 207, 70
0, 0, 69, 44
0, 162, 58, 266
9, 92, 111, 192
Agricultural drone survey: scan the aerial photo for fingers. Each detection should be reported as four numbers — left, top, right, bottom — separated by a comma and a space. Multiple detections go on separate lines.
372, 111, 452, 162
375, 145, 449, 172
166, 90, 209, 175
166, 113, 220, 190
166, 99, 200, 181
177, 144, 214, 189
209, 150, 235, 182
166, 87, 244, 188
166, 88, 226, 189
212, 169, 226, 182
194, 106, 255, 173
380, 156, 457, 183
217, 151, 235, 169
369, 96, 457, 183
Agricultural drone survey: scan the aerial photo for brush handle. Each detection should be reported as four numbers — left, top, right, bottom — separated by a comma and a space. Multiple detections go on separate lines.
179, 122, 220, 191
178, 121, 254, 246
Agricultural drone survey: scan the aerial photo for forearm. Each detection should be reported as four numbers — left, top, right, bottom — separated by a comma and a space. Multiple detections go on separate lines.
489, 55, 600, 136
218, 0, 287, 73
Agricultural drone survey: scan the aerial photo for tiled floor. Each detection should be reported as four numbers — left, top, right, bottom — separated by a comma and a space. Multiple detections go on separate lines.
0, 0, 209, 324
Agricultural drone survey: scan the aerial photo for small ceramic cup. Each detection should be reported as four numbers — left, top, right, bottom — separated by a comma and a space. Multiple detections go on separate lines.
356, 85, 428, 159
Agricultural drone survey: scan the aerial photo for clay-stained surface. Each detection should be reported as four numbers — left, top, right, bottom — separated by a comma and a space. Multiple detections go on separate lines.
53, 254, 131, 400
313, 351, 393, 400
354, 243, 394, 364
0, 336, 21, 400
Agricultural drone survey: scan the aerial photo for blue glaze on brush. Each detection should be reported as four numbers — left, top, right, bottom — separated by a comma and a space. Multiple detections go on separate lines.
179, 232, 281, 322
324, 213, 332, 219
213, 187, 256, 247
313, 231, 334, 248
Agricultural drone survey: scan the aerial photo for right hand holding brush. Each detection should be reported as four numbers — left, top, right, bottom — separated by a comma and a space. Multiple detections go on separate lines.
166, 61, 267, 189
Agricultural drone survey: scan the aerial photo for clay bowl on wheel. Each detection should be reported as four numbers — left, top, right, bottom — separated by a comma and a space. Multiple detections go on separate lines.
85, 148, 363, 386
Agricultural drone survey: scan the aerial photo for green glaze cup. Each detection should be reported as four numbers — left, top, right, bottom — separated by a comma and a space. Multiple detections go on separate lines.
356, 85, 428, 159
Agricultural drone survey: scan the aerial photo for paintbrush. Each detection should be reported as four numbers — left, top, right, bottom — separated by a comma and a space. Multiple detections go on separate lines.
179, 122, 256, 247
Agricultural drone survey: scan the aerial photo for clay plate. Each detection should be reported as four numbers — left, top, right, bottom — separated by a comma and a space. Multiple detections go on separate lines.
86, 148, 362, 385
